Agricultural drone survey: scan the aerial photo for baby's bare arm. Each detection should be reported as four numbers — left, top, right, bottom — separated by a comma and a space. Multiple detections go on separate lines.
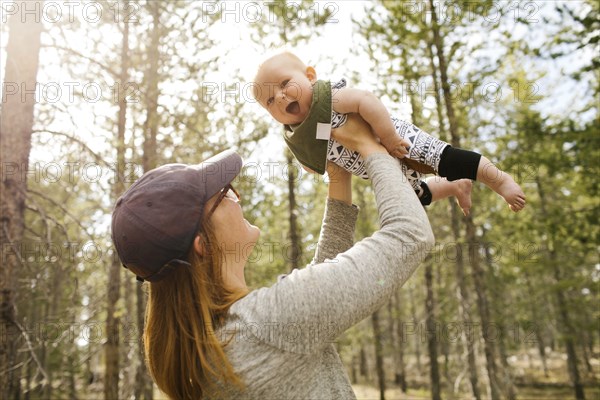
332, 87, 409, 158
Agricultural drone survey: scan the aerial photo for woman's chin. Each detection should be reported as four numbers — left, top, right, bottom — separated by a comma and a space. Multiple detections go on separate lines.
245, 220, 261, 239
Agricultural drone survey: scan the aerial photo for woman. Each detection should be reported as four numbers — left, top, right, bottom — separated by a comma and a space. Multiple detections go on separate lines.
111, 116, 434, 399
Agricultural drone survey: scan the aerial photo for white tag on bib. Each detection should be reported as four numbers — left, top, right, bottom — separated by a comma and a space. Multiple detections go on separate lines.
316, 122, 332, 140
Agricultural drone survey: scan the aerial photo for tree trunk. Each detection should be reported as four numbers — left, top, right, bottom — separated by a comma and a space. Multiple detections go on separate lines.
497, 328, 517, 400
44, 260, 67, 399
286, 149, 301, 271
577, 326, 593, 374
466, 218, 501, 400
554, 267, 585, 400
441, 333, 451, 390
135, 282, 152, 399
408, 284, 422, 374
426, 32, 454, 394
450, 205, 481, 400
537, 328, 549, 378
431, 14, 481, 400
424, 258, 441, 400
427, 0, 459, 145
105, 4, 130, 398
393, 290, 408, 392
536, 177, 585, 400
121, 272, 134, 399
371, 310, 386, 400
0, 2, 44, 398
483, 240, 518, 399
134, 2, 161, 398
404, 53, 442, 400
580, 332, 593, 374
68, 352, 77, 400
25, 302, 41, 399
360, 345, 368, 379
535, 178, 585, 399
142, 2, 160, 175
37, 301, 50, 398
428, 1, 483, 397
524, 272, 549, 377
351, 354, 358, 384
387, 298, 399, 387
587, 331, 595, 369
426, 39, 448, 144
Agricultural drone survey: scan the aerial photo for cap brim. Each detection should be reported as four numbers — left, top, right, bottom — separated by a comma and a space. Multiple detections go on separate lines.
193, 149, 243, 201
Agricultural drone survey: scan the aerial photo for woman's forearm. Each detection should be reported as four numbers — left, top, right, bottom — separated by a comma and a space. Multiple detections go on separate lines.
326, 162, 352, 205
310, 162, 357, 265
312, 198, 359, 265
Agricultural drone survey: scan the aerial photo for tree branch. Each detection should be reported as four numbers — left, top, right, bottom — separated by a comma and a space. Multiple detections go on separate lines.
26, 190, 95, 242
32, 129, 110, 168
41, 44, 119, 78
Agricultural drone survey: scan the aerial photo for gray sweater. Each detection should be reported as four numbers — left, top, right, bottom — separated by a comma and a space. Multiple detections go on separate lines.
212, 153, 435, 399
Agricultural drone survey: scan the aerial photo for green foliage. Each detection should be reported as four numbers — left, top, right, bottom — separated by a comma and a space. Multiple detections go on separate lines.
351, 0, 599, 396
5, 0, 597, 397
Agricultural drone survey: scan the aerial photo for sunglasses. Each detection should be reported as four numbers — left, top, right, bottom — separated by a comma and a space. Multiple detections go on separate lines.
206, 184, 240, 218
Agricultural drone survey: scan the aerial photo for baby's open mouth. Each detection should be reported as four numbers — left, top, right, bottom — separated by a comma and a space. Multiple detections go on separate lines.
286, 101, 300, 115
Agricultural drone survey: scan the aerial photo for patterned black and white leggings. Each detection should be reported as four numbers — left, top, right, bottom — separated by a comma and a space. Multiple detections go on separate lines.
327, 116, 481, 205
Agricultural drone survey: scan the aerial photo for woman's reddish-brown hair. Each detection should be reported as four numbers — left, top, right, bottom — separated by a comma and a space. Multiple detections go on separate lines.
143, 219, 248, 399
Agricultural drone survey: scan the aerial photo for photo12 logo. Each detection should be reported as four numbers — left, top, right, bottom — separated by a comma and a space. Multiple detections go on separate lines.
399, 1, 540, 25
0, 161, 142, 184
199, 1, 339, 24
1, 1, 140, 24
2, 81, 139, 105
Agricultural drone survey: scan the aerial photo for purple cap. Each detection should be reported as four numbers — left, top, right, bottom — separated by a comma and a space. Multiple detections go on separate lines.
111, 149, 243, 282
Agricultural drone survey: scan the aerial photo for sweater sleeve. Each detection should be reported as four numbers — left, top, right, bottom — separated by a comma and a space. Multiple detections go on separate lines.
235, 153, 435, 354
311, 198, 359, 266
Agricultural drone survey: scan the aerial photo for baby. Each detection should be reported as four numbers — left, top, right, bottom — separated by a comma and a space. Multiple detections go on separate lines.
252, 52, 526, 214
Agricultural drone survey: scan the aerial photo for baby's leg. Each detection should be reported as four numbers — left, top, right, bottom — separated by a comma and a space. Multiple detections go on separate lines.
425, 176, 473, 216
439, 147, 526, 212
400, 161, 424, 193
392, 118, 448, 172
477, 156, 526, 212
395, 160, 437, 207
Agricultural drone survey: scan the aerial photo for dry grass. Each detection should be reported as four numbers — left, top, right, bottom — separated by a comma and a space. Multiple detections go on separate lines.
352, 384, 600, 400
351, 348, 600, 400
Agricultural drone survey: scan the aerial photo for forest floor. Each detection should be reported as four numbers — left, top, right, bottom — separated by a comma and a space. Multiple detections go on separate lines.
352, 348, 600, 399
352, 384, 600, 400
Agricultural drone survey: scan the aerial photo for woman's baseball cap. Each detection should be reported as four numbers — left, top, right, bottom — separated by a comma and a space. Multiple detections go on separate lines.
111, 149, 243, 282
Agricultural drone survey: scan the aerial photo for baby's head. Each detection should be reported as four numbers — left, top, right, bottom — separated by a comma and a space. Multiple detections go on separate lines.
253, 52, 317, 126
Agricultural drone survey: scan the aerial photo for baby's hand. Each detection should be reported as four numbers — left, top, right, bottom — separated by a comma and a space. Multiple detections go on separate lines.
381, 136, 410, 159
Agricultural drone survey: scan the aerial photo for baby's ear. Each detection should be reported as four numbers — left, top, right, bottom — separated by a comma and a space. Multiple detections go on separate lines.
306, 66, 317, 83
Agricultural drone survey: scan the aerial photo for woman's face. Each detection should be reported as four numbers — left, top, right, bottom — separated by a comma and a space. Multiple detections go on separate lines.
204, 185, 260, 261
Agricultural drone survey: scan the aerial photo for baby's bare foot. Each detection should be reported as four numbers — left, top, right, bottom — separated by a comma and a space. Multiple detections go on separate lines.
453, 179, 473, 216
478, 158, 526, 212
496, 174, 526, 212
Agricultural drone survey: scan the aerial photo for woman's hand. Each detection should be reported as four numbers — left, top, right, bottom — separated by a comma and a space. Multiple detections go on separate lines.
326, 161, 352, 205
331, 114, 387, 158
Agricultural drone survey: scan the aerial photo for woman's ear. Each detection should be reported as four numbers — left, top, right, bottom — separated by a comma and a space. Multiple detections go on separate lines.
193, 235, 205, 257
306, 66, 317, 83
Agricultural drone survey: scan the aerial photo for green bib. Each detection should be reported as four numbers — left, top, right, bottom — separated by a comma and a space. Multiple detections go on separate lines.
283, 80, 331, 175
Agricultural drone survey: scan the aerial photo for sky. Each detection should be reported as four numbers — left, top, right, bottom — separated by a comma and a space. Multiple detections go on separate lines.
0, 0, 595, 258
0, 1, 370, 164
204, 1, 371, 165
0, 1, 595, 169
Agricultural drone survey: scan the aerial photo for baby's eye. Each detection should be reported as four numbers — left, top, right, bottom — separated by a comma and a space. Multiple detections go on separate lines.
266, 97, 274, 106
281, 79, 290, 88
